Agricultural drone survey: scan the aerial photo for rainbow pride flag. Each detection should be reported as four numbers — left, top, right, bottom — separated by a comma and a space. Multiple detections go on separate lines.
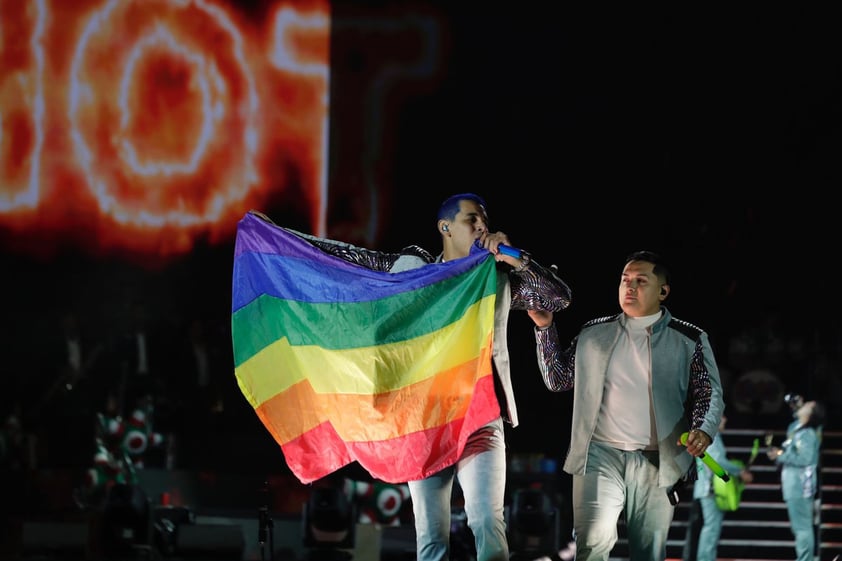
231, 212, 500, 484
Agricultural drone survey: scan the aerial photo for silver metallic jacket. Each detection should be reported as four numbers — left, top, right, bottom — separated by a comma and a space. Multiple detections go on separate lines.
288, 225, 573, 428
535, 307, 724, 487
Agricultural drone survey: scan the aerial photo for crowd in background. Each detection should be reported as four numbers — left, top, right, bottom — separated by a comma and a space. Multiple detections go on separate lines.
0, 299, 251, 477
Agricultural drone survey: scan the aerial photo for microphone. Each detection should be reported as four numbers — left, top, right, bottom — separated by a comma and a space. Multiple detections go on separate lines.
680, 432, 730, 482
471, 240, 524, 259
497, 244, 523, 259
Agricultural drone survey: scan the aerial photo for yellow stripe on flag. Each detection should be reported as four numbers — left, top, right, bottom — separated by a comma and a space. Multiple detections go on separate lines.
235, 294, 495, 408
253, 334, 494, 445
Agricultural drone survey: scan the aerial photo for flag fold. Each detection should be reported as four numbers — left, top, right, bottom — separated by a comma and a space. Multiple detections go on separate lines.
231, 212, 500, 484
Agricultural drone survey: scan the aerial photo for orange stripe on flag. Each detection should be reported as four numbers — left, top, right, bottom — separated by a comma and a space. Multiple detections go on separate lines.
280, 374, 501, 483
256, 337, 494, 444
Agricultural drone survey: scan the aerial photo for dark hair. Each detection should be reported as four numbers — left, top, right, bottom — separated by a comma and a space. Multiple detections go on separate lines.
625, 250, 671, 285
437, 193, 487, 222
805, 401, 826, 429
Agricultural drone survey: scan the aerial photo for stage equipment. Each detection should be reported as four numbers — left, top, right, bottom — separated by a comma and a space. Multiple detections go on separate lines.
101, 483, 151, 556
507, 488, 560, 558
303, 486, 356, 560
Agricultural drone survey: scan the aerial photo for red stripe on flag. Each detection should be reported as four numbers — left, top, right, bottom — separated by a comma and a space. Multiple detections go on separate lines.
278, 375, 501, 483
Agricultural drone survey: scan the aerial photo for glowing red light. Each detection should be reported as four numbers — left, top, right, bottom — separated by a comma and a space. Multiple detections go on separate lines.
0, 0, 329, 262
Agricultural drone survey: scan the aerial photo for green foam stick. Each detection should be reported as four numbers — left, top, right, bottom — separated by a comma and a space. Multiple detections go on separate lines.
680, 432, 730, 482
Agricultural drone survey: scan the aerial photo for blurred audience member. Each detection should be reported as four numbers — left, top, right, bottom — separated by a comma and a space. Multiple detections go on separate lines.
37, 310, 104, 414
35, 310, 105, 467
0, 403, 36, 471
172, 318, 226, 423
168, 317, 231, 468
111, 299, 166, 413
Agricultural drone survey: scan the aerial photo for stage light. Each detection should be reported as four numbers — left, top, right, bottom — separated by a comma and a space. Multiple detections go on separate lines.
507, 488, 560, 558
302, 486, 356, 555
100, 483, 151, 556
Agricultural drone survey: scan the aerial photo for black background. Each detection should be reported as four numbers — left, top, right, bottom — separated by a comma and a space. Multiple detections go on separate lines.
3, 2, 841, 467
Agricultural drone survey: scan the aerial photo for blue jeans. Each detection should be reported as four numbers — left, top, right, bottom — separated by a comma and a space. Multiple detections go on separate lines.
696, 495, 725, 561
571, 442, 675, 561
408, 418, 508, 561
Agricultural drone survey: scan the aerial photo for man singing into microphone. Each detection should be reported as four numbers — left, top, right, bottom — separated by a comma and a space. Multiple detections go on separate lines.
285, 192, 572, 561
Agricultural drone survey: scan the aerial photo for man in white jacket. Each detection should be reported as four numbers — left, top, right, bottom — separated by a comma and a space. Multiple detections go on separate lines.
528, 250, 724, 561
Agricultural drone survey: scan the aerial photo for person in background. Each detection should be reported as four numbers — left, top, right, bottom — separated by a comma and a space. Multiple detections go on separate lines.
35, 310, 105, 468
113, 299, 160, 410
527, 250, 724, 561
287, 192, 572, 561
767, 398, 825, 561
682, 413, 753, 561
